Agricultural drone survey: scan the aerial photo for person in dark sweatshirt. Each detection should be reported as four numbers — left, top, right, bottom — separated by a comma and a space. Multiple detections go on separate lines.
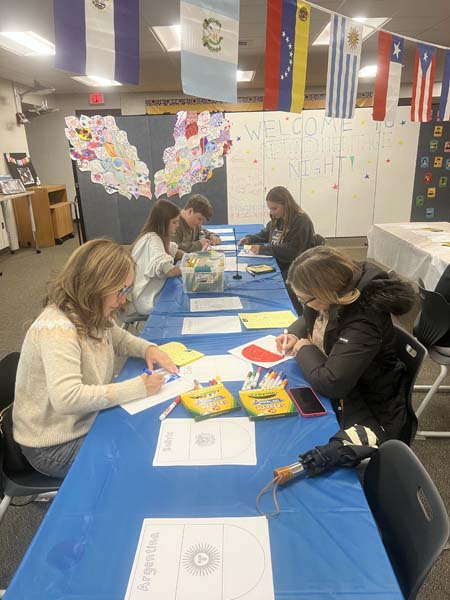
276, 246, 416, 444
237, 186, 324, 280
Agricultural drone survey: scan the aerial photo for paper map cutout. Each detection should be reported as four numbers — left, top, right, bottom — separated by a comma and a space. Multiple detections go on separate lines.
242, 344, 283, 363
65, 114, 152, 200
154, 110, 232, 198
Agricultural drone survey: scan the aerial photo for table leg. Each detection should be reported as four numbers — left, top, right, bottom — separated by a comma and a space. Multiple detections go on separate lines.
27, 193, 41, 254
0, 200, 15, 254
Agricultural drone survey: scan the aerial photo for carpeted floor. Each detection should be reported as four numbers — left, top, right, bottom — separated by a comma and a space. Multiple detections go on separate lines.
0, 236, 449, 598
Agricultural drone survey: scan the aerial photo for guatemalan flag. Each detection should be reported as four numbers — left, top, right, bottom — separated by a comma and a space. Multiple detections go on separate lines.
411, 43, 437, 122
372, 32, 404, 122
181, 0, 239, 103
325, 15, 363, 119
263, 1, 311, 113
438, 50, 450, 121
54, 0, 139, 85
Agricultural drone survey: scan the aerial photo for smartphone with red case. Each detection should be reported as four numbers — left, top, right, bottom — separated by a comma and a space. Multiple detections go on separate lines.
288, 386, 327, 417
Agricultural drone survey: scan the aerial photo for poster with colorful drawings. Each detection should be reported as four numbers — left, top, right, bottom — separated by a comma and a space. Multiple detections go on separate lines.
64, 115, 152, 200
154, 110, 232, 198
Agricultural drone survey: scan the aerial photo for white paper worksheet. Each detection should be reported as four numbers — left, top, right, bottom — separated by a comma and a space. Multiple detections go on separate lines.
182, 316, 242, 335
238, 249, 260, 258
212, 244, 237, 252
190, 296, 243, 312
179, 354, 251, 383
153, 418, 256, 466
121, 377, 195, 416
229, 334, 294, 369
224, 256, 248, 272
216, 235, 234, 241
124, 516, 275, 600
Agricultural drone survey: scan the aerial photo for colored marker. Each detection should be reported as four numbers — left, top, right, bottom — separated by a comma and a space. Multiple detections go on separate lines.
242, 371, 253, 390
159, 396, 181, 421
259, 369, 272, 388
143, 368, 153, 376
251, 367, 262, 388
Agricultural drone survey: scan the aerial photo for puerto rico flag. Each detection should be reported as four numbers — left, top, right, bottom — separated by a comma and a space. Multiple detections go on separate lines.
411, 43, 437, 122
54, 0, 140, 85
438, 50, 450, 121
373, 32, 404, 122
263, 0, 311, 113
325, 15, 363, 119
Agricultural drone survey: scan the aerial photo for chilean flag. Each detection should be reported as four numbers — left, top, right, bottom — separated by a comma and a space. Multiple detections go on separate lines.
372, 32, 404, 122
411, 43, 437, 122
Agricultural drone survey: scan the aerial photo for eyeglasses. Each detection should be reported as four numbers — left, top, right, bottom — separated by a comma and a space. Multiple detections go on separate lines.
116, 285, 133, 298
296, 295, 315, 307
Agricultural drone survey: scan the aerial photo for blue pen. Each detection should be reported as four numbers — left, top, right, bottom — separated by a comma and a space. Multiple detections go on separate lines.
143, 368, 153, 376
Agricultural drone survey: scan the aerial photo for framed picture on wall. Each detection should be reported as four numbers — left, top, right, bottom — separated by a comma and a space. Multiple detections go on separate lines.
4, 152, 41, 187
0, 178, 26, 194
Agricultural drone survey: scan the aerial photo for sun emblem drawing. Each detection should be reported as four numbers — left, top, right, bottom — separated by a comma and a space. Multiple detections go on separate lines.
182, 543, 221, 576
202, 17, 223, 53
347, 26, 360, 51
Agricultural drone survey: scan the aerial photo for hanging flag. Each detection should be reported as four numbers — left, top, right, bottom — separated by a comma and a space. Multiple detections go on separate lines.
180, 0, 239, 103
54, 0, 139, 85
325, 15, 363, 119
263, 0, 311, 113
438, 50, 450, 121
372, 32, 404, 122
411, 43, 437, 122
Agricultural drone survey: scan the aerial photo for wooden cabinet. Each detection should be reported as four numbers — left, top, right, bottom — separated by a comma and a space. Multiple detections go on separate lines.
13, 185, 74, 248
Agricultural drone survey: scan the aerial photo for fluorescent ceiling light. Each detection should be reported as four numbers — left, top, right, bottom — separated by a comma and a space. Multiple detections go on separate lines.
0, 31, 55, 56
312, 17, 390, 46
359, 65, 378, 78
151, 25, 181, 52
72, 75, 122, 87
237, 70, 255, 82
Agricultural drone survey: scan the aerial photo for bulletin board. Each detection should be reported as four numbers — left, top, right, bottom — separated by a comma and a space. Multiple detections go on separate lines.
410, 112, 450, 222
73, 106, 421, 242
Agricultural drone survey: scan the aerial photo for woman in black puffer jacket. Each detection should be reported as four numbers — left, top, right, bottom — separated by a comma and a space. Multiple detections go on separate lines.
276, 246, 416, 443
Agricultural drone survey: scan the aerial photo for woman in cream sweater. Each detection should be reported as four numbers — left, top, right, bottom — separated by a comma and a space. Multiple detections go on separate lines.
13, 239, 176, 478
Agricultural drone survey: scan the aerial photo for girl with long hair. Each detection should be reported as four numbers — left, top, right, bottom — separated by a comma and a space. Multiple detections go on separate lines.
131, 199, 184, 315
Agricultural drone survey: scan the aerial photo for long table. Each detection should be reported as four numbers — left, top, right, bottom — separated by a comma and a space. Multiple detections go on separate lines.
368, 221, 450, 289
5, 225, 402, 599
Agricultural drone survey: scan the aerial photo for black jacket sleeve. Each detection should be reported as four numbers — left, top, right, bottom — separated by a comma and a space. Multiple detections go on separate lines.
288, 316, 308, 339
296, 317, 383, 399
247, 224, 270, 244
259, 213, 316, 264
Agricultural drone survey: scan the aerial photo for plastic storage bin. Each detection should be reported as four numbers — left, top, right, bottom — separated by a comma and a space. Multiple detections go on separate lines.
181, 251, 225, 293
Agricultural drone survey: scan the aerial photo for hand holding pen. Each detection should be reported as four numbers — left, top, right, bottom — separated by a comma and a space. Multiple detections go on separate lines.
141, 368, 164, 395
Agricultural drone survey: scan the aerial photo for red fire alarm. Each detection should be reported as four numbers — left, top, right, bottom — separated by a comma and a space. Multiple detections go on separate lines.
89, 93, 104, 105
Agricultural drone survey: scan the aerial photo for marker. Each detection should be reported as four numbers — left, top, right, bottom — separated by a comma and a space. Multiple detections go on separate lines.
259, 369, 272, 388
251, 367, 262, 388
282, 329, 288, 356
242, 371, 253, 390
216, 375, 222, 384
263, 372, 276, 388
143, 368, 153, 376
193, 379, 202, 390
273, 372, 284, 387
282, 378, 288, 388
159, 396, 181, 421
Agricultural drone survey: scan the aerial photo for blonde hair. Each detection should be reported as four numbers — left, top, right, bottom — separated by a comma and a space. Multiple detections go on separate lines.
287, 246, 361, 306
266, 186, 302, 243
45, 239, 135, 338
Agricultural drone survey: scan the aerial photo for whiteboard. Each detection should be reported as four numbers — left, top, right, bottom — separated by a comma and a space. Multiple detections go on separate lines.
226, 106, 420, 237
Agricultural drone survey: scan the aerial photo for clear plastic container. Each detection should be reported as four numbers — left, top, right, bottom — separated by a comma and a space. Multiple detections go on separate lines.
181, 251, 225, 293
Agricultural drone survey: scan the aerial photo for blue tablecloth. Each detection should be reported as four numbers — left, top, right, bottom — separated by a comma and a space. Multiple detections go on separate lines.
5, 225, 402, 600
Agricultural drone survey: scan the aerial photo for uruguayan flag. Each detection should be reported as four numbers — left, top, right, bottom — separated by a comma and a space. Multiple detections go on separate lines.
325, 15, 363, 119
181, 0, 239, 102
54, 0, 139, 85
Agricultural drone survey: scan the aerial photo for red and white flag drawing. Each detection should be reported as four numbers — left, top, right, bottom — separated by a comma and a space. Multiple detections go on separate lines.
372, 31, 404, 122
411, 43, 437, 122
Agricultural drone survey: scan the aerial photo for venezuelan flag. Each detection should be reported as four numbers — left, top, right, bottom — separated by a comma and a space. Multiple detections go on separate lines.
264, 0, 311, 113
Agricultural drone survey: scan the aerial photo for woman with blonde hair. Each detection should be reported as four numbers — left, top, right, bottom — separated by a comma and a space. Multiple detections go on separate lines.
276, 246, 416, 442
238, 186, 323, 279
131, 199, 184, 315
13, 239, 177, 478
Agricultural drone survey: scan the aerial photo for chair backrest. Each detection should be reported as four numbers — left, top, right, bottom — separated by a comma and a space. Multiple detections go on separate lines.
413, 284, 450, 348
393, 325, 426, 444
0, 352, 34, 476
363, 439, 450, 600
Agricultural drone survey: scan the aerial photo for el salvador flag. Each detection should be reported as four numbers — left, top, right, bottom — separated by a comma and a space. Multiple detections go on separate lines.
54, 0, 140, 85
181, 0, 239, 103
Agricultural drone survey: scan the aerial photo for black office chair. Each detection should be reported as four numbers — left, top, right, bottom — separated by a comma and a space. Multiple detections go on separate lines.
363, 439, 449, 600
392, 325, 426, 444
120, 311, 147, 331
0, 353, 63, 528
413, 281, 450, 438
